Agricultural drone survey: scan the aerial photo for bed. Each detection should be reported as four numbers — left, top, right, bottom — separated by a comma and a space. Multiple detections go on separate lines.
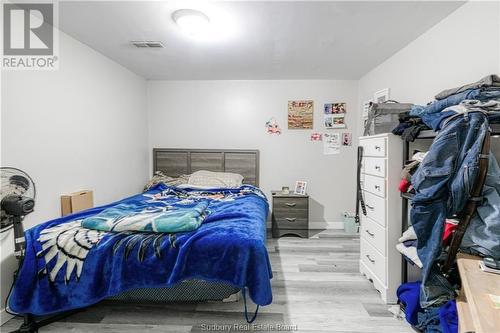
8, 149, 272, 318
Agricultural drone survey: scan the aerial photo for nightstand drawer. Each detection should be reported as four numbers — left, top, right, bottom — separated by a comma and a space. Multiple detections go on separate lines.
274, 217, 308, 229
273, 197, 308, 215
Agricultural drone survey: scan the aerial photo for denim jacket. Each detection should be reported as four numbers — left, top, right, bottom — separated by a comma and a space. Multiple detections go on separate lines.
411, 111, 489, 307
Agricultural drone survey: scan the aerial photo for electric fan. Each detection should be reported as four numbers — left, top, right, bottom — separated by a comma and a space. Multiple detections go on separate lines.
0, 167, 36, 259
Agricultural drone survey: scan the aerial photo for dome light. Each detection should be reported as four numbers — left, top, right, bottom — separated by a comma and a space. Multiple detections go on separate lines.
172, 9, 210, 37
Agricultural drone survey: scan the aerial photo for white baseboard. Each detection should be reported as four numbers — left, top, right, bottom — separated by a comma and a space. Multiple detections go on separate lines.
1, 307, 14, 326
267, 221, 344, 230
309, 221, 344, 230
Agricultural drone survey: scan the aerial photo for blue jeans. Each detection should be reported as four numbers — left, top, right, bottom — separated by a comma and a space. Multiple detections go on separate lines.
461, 155, 500, 259
420, 88, 500, 130
411, 112, 489, 307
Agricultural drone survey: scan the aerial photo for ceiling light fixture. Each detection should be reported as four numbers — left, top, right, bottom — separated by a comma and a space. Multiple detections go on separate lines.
172, 9, 210, 37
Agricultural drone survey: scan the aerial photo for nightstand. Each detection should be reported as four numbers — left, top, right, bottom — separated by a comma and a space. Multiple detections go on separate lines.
271, 191, 309, 238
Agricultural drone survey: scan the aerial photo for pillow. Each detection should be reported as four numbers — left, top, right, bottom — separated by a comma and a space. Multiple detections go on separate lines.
188, 170, 244, 188
143, 171, 190, 191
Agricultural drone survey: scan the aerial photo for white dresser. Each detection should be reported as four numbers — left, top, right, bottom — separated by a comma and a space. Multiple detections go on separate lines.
358, 133, 402, 304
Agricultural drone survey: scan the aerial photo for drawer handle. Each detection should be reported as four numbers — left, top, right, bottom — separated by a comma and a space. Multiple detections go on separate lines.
374, 145, 381, 151
374, 165, 381, 171
365, 230, 375, 237
285, 217, 297, 222
285, 203, 296, 207
374, 185, 380, 191
366, 254, 375, 263
366, 204, 374, 210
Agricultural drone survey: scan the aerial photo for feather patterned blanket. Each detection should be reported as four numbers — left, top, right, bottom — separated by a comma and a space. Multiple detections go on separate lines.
8, 184, 272, 315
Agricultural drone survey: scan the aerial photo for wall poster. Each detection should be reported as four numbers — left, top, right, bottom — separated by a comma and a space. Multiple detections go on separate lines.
323, 133, 341, 155
288, 100, 314, 129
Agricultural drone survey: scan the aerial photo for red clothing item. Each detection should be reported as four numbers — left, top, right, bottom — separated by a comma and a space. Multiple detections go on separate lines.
442, 220, 458, 245
399, 179, 410, 193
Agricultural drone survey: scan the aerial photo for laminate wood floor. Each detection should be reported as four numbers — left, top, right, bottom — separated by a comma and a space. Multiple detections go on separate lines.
2, 230, 412, 332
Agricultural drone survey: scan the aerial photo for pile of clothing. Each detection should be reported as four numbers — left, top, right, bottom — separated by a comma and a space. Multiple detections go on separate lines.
396, 74, 500, 332
398, 282, 457, 333
392, 110, 430, 141
399, 151, 427, 195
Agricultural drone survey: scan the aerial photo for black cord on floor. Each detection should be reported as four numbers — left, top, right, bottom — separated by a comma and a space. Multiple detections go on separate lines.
242, 287, 259, 324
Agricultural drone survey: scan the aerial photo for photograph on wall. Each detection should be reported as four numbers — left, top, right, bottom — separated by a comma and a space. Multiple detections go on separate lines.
342, 132, 352, 146
324, 102, 347, 129
325, 114, 346, 129
323, 133, 340, 155
324, 102, 346, 114
265, 117, 282, 135
288, 100, 314, 129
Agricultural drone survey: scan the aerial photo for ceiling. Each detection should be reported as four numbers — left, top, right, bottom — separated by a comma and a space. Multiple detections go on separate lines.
59, 1, 464, 80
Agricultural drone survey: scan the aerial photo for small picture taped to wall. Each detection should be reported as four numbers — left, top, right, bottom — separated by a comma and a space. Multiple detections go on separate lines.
324, 102, 346, 114
288, 100, 313, 129
342, 132, 352, 146
325, 114, 346, 129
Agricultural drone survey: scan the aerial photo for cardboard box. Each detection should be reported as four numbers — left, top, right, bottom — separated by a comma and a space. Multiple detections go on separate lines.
61, 190, 94, 216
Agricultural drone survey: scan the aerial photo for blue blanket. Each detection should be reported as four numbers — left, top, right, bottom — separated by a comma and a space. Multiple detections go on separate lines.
8, 184, 272, 315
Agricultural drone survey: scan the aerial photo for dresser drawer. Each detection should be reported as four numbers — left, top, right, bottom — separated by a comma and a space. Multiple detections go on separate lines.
273, 197, 308, 218
361, 238, 386, 284
360, 137, 386, 157
362, 157, 386, 178
273, 217, 308, 230
360, 215, 386, 255
363, 191, 386, 227
362, 174, 386, 198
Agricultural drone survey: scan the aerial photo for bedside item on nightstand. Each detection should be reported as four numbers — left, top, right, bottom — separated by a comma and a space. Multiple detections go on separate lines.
271, 191, 309, 238
294, 181, 307, 195
281, 186, 290, 194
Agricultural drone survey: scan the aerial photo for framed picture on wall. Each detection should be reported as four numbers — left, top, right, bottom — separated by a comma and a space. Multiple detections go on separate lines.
373, 88, 390, 104
294, 181, 307, 195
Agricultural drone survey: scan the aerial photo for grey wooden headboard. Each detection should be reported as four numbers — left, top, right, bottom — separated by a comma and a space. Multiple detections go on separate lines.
153, 149, 260, 186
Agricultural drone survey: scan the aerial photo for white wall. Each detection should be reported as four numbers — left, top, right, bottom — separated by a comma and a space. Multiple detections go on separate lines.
358, 1, 500, 128
147, 80, 359, 227
0, 31, 149, 323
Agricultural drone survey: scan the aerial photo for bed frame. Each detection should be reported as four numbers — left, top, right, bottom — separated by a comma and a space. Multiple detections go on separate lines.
153, 148, 260, 186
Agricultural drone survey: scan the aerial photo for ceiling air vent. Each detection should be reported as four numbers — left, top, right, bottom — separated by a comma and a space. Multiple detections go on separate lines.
130, 41, 164, 48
